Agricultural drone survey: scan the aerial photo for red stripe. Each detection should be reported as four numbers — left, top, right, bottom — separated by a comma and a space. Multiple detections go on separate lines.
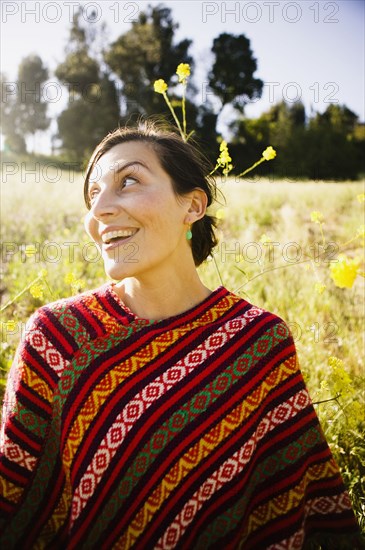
0, 461, 28, 485
19, 384, 52, 417
246, 445, 334, 513
42, 311, 75, 356
233, 492, 358, 550
8, 422, 42, 453
0, 498, 16, 515
96, 290, 135, 324
23, 351, 57, 389
105, 285, 233, 329
306, 514, 360, 531
78, 302, 104, 333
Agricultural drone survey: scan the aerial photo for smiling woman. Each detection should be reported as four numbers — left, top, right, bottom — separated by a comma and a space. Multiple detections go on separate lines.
82, 123, 218, 320
0, 121, 364, 549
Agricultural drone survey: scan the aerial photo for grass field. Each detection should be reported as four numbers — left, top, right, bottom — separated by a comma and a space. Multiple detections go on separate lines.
1, 165, 364, 529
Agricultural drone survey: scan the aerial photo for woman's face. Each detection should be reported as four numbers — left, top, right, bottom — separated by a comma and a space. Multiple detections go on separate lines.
84, 141, 196, 281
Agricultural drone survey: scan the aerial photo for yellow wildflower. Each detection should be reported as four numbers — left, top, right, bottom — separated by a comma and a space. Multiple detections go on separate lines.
330, 254, 360, 289
24, 244, 37, 256
30, 282, 44, 300
153, 79, 168, 94
259, 234, 272, 244
262, 146, 276, 161
6, 320, 17, 331
328, 356, 343, 370
356, 193, 365, 203
328, 355, 353, 397
314, 282, 326, 295
176, 63, 190, 83
38, 268, 48, 278
311, 211, 324, 224
217, 140, 233, 176
215, 208, 226, 220
64, 272, 77, 285
71, 279, 86, 292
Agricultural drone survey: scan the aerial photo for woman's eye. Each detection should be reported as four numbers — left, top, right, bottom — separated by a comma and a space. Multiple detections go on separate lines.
89, 188, 99, 202
122, 176, 138, 188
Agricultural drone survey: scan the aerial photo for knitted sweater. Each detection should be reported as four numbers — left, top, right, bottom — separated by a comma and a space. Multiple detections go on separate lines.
0, 284, 363, 549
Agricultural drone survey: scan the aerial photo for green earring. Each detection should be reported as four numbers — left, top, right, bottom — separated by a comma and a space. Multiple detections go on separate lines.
186, 225, 193, 240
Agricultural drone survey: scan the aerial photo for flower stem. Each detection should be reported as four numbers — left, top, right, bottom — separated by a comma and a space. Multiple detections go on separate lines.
237, 157, 265, 178
0, 275, 42, 313
339, 235, 360, 248
43, 277, 55, 299
182, 85, 187, 138
312, 392, 341, 406
233, 258, 311, 294
163, 92, 185, 141
319, 223, 326, 248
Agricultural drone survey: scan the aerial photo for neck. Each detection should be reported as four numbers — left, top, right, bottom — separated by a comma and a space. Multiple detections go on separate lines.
114, 271, 212, 321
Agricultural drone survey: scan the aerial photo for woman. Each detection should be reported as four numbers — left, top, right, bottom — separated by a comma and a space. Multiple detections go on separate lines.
0, 122, 363, 549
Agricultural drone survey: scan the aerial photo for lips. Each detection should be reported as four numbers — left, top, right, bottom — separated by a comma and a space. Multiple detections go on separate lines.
99, 228, 140, 253
101, 229, 138, 244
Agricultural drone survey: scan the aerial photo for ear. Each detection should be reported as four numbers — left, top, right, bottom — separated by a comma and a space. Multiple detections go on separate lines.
184, 188, 208, 224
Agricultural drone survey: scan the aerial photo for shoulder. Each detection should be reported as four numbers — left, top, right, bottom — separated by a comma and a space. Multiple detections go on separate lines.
224, 287, 292, 329
222, 287, 296, 347
22, 284, 111, 350
27, 284, 108, 324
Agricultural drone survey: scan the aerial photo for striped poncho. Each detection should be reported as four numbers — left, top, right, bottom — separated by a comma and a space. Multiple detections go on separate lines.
0, 284, 363, 549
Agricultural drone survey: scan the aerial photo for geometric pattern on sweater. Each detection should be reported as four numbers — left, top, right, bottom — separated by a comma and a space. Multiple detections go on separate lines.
0, 284, 363, 550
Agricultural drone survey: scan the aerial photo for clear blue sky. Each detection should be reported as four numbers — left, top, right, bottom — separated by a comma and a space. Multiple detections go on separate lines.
1, 0, 364, 151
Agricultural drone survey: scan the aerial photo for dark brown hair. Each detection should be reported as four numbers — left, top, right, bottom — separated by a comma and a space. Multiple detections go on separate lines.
84, 120, 218, 266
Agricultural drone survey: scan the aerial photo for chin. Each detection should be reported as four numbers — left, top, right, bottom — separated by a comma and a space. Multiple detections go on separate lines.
103, 262, 135, 281
102, 246, 141, 280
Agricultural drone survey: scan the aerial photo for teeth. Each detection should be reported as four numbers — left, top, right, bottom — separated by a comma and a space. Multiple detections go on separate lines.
102, 229, 136, 244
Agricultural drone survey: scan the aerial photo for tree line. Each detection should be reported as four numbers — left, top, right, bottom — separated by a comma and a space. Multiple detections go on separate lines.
1, 4, 364, 180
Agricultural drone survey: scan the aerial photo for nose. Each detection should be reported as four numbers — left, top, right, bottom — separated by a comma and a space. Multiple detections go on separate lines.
89, 187, 120, 220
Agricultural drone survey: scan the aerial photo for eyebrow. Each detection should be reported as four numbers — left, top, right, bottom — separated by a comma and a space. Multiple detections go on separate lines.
111, 160, 149, 174
87, 160, 149, 193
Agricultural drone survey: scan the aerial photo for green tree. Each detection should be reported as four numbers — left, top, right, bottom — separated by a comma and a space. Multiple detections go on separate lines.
208, 33, 263, 114
104, 5, 193, 117
306, 104, 360, 180
55, 8, 120, 161
55, 50, 99, 93
1, 72, 27, 154
17, 55, 50, 144
0, 55, 50, 154
229, 101, 306, 177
